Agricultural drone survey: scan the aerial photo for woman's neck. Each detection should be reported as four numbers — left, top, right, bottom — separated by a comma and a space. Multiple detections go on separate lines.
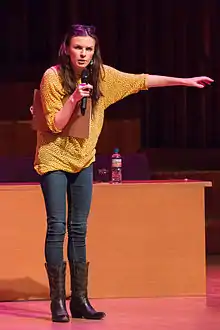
71, 64, 83, 79
75, 71, 82, 80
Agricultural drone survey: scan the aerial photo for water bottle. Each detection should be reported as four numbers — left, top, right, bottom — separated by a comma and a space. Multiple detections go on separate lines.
111, 148, 122, 184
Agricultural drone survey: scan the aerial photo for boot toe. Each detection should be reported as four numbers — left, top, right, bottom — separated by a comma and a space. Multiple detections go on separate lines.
52, 314, 70, 323
91, 311, 106, 320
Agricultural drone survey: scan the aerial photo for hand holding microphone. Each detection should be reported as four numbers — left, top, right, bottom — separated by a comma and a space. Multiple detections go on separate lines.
73, 83, 93, 103
81, 68, 91, 116
71, 68, 92, 115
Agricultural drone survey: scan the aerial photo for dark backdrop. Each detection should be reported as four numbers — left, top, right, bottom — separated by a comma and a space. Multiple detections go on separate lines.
1, 0, 220, 148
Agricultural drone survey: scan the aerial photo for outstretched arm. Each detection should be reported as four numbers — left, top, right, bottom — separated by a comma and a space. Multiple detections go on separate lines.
102, 66, 214, 110
147, 75, 213, 88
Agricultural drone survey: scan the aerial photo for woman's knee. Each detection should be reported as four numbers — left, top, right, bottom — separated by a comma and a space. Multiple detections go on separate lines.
47, 220, 66, 236
68, 221, 87, 238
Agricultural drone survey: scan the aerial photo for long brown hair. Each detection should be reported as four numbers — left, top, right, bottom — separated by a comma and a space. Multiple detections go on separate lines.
58, 24, 104, 106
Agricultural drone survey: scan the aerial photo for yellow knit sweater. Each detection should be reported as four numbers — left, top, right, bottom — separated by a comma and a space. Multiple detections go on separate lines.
34, 65, 148, 174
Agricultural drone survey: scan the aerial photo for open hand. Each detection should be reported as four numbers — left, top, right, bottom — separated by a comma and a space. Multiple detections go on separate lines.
184, 76, 214, 88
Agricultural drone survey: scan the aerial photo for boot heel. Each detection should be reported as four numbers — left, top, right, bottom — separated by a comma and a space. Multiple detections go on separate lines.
71, 310, 83, 318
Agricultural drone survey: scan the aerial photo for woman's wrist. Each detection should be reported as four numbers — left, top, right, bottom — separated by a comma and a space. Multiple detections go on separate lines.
69, 94, 78, 109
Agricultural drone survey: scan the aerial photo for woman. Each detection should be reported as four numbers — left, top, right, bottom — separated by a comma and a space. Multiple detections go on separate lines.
34, 24, 213, 323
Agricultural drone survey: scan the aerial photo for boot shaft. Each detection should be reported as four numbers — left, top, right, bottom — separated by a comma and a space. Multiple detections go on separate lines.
69, 262, 89, 297
45, 262, 67, 300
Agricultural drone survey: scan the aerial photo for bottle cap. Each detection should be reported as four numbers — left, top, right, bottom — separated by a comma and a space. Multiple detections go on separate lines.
114, 148, 119, 153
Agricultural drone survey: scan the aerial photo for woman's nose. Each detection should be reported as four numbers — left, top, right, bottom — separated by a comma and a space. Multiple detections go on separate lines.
80, 49, 86, 57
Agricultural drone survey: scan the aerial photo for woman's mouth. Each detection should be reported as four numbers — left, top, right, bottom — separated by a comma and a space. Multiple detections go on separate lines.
77, 60, 86, 65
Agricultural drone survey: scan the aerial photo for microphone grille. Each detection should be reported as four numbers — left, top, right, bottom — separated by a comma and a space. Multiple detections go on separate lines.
81, 68, 89, 83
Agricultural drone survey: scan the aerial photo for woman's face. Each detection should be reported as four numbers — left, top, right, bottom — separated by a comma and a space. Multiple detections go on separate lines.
67, 36, 95, 73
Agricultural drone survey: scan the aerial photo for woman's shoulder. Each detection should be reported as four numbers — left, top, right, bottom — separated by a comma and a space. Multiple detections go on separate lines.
101, 64, 121, 82
102, 64, 116, 75
41, 65, 64, 91
42, 65, 61, 80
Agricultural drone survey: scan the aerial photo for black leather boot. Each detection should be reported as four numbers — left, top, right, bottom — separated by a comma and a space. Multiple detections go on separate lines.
69, 262, 106, 320
45, 262, 70, 323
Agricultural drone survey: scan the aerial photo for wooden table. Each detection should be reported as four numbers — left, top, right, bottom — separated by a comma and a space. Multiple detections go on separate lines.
0, 180, 211, 301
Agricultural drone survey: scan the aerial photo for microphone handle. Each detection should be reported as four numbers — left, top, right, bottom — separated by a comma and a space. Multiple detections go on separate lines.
81, 97, 87, 116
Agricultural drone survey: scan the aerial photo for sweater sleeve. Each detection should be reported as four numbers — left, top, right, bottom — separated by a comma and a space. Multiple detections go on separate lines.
101, 65, 148, 109
40, 67, 65, 133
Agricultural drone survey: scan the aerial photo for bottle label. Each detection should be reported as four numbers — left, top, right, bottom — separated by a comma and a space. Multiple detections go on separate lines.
112, 158, 122, 168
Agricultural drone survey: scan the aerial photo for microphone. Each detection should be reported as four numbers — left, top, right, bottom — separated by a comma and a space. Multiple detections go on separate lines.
81, 68, 89, 116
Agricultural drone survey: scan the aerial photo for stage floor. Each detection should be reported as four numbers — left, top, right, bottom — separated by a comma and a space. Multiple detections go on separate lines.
1, 256, 220, 330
